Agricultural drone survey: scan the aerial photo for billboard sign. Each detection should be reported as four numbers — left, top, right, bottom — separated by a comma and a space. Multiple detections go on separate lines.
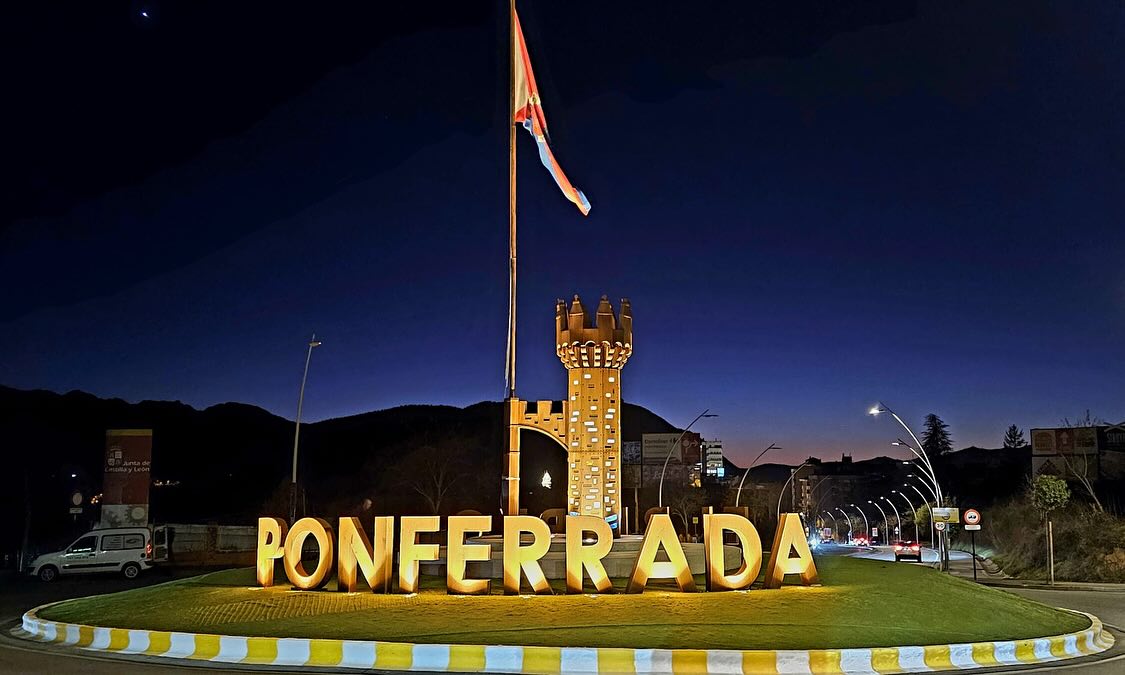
931, 507, 960, 524
101, 429, 153, 527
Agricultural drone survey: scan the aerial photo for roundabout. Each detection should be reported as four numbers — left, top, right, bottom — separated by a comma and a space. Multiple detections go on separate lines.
14, 556, 1115, 673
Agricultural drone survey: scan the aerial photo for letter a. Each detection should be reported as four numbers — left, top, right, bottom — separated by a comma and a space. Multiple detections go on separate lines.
764, 513, 819, 588
626, 514, 696, 593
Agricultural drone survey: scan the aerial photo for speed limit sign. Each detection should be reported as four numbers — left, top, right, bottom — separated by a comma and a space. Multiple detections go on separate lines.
963, 509, 981, 526
935, 521, 947, 532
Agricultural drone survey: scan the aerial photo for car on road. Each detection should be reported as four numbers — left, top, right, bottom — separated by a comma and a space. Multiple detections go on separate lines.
27, 526, 166, 582
894, 540, 922, 562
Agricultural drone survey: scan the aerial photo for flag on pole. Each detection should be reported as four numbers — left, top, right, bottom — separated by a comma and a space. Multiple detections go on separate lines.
513, 9, 591, 216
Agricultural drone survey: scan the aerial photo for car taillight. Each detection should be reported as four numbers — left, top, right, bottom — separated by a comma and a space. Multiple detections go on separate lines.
911, 545, 920, 551
894, 546, 902, 551
146, 542, 153, 559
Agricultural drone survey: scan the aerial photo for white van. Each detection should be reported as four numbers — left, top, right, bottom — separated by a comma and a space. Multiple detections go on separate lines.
28, 526, 168, 582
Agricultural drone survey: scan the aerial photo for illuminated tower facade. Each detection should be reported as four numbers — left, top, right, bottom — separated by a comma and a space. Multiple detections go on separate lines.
557, 295, 632, 527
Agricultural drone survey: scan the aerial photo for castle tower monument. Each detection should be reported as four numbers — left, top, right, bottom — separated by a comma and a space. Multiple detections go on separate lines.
557, 295, 633, 527
504, 294, 632, 530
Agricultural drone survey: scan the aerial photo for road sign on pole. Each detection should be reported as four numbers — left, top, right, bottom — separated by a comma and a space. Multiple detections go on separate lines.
932, 507, 960, 523
963, 508, 981, 526
934, 521, 947, 532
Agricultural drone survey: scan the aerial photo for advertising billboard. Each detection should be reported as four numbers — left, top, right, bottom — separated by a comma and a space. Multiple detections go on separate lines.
1031, 427, 1102, 479
101, 429, 153, 527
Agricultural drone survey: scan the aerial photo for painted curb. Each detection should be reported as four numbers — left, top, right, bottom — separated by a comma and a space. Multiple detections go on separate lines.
16, 603, 1115, 674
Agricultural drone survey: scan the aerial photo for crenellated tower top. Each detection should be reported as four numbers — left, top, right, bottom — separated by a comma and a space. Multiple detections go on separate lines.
555, 294, 632, 369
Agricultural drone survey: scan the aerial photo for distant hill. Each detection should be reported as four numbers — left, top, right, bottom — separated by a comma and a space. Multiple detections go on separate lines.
0, 386, 680, 548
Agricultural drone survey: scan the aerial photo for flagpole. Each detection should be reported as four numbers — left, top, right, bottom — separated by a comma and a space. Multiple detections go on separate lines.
506, 0, 517, 400
504, 0, 521, 517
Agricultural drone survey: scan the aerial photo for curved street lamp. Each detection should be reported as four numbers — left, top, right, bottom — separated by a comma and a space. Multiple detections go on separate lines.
658, 410, 718, 508
894, 441, 942, 500
776, 461, 812, 523
290, 333, 322, 524
880, 496, 901, 539
891, 490, 921, 544
868, 499, 889, 545
906, 483, 937, 552
871, 403, 949, 571
821, 511, 838, 542
734, 443, 780, 507
836, 507, 853, 542
850, 503, 870, 542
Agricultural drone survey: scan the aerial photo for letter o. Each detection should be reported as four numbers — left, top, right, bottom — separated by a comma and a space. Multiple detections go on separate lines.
283, 517, 335, 590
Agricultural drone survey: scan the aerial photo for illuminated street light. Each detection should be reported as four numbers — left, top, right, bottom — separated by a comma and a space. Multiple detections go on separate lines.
892, 489, 921, 544
290, 333, 322, 524
870, 402, 948, 570
734, 442, 780, 507
850, 503, 870, 542
657, 410, 718, 508
880, 496, 901, 539
776, 461, 812, 523
821, 511, 838, 541
836, 507, 853, 542
905, 482, 937, 552
867, 499, 889, 545
906, 474, 939, 504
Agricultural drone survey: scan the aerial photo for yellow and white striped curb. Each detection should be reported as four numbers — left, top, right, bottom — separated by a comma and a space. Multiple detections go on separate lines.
17, 604, 1114, 674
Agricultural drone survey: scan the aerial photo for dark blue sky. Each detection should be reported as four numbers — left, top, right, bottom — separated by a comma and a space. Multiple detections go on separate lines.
2, 1, 1123, 465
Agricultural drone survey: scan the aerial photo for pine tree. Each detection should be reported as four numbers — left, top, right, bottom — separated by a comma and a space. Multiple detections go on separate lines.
1002, 424, 1027, 448
921, 413, 953, 455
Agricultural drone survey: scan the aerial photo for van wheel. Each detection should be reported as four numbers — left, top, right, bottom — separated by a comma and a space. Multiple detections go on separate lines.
121, 563, 141, 580
38, 565, 59, 582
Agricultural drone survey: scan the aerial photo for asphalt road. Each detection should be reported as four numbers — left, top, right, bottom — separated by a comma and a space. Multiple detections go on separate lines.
1, 560, 1120, 674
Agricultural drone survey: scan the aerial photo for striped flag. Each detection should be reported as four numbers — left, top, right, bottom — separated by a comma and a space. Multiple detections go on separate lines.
513, 9, 591, 215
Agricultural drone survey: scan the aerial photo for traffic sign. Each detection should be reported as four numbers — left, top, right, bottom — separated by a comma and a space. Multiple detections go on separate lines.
934, 521, 947, 532
68, 507, 83, 514
963, 508, 981, 526
964, 524, 981, 531
932, 507, 960, 523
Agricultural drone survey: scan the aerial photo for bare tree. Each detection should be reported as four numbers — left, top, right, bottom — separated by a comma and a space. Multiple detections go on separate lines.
393, 441, 470, 515
1058, 410, 1104, 512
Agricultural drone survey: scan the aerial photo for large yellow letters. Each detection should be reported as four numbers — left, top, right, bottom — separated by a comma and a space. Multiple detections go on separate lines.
565, 515, 614, 593
503, 515, 553, 594
764, 513, 819, 588
337, 516, 394, 593
626, 513, 696, 593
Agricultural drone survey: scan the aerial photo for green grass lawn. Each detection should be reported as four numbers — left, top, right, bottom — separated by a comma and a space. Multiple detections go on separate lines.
38, 556, 1088, 650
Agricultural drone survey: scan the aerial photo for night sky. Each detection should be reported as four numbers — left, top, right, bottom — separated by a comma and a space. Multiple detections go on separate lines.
3, 1, 1123, 465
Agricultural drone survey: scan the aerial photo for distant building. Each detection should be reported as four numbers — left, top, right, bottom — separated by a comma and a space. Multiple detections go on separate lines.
703, 439, 724, 480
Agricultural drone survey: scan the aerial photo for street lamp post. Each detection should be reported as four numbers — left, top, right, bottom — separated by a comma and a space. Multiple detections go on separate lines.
892, 490, 921, 545
868, 499, 889, 545
880, 496, 902, 539
658, 410, 718, 508
836, 507, 853, 543
776, 461, 811, 523
850, 504, 870, 543
906, 483, 937, 549
734, 443, 779, 507
822, 511, 838, 542
290, 333, 322, 524
870, 403, 949, 571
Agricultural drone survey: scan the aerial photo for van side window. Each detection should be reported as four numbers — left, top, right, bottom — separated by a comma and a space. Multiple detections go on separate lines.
101, 535, 124, 551
69, 535, 97, 553
123, 534, 145, 549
